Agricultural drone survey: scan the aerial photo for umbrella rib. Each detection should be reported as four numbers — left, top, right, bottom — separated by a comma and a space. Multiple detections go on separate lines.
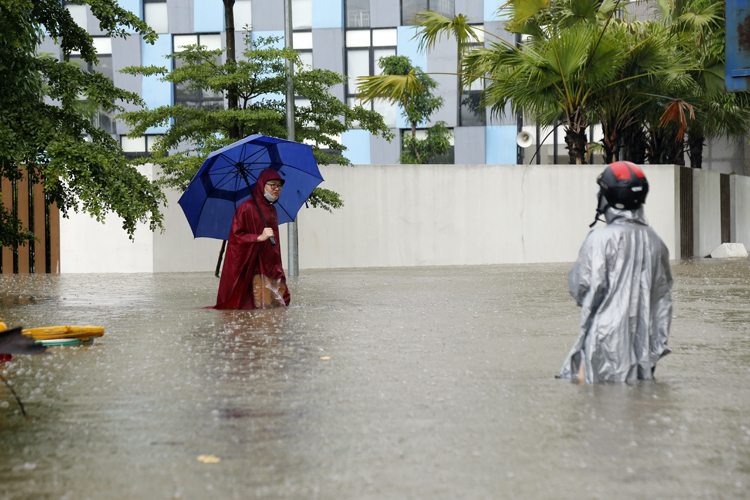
269, 163, 325, 180
213, 170, 243, 192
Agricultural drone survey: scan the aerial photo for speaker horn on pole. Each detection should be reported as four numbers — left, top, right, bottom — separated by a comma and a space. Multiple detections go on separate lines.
516, 131, 533, 148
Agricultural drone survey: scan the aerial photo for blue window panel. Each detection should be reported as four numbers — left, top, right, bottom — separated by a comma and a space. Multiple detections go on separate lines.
725, 0, 750, 92
141, 36, 172, 134
397, 26, 426, 69
342, 130, 372, 164
313, 0, 343, 29
113, 0, 140, 33
485, 125, 516, 165
484, 0, 507, 22
118, 0, 141, 22
194, 0, 225, 33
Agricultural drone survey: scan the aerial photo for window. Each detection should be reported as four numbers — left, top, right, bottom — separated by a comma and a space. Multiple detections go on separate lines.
292, 0, 312, 30
459, 25, 485, 127
401, 0, 454, 25
345, 28, 398, 128
346, 0, 370, 28
173, 34, 224, 111
144, 0, 168, 34
64, 1, 87, 30
293, 30, 313, 113
121, 135, 163, 159
293, 31, 313, 69
234, 0, 252, 30
70, 38, 117, 135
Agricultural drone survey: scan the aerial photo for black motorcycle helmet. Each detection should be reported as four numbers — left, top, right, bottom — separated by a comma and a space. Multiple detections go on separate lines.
590, 161, 649, 227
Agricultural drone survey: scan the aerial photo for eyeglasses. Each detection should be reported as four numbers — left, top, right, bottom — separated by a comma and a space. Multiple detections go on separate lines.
266, 183, 283, 191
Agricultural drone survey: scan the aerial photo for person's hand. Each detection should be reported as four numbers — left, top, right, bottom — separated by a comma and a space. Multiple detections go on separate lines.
257, 228, 274, 242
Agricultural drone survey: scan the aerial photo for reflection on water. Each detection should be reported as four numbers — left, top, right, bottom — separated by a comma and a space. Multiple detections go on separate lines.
0, 260, 749, 499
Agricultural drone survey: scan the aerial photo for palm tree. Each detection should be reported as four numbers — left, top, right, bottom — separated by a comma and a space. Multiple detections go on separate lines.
357, 56, 451, 163
648, 0, 750, 168
457, 0, 627, 164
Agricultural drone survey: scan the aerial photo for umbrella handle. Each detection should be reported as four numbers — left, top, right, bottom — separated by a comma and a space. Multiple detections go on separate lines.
250, 190, 277, 247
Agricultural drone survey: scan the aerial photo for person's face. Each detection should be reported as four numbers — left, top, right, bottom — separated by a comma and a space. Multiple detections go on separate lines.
265, 181, 283, 197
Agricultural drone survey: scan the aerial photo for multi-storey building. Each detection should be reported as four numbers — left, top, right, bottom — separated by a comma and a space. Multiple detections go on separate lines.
37, 0, 565, 167
40, 0, 750, 172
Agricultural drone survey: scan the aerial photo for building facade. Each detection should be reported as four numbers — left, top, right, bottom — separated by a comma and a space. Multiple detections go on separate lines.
39, 0, 536, 167
41, 0, 750, 172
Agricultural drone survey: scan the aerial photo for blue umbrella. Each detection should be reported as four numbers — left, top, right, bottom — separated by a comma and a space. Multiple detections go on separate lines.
178, 134, 324, 241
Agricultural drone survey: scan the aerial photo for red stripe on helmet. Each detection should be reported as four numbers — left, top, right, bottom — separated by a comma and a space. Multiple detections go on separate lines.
609, 161, 632, 180
630, 164, 645, 178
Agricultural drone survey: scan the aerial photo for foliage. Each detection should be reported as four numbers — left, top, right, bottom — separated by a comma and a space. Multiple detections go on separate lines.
357, 55, 451, 164
399, 121, 453, 164
120, 34, 393, 211
412, 0, 721, 165
0, 0, 165, 245
647, 0, 750, 168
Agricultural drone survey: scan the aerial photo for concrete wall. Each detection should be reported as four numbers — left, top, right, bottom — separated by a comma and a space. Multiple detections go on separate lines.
71, 163, 750, 272
693, 169, 722, 257
59, 165, 156, 273
731, 174, 750, 250
278, 164, 680, 268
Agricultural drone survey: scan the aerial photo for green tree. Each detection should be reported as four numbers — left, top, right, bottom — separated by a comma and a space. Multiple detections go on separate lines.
0, 0, 165, 246
358, 55, 451, 164
650, 0, 750, 168
413, 0, 697, 165
120, 34, 393, 211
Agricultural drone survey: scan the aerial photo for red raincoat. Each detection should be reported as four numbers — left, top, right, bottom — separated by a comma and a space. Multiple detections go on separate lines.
213, 168, 291, 310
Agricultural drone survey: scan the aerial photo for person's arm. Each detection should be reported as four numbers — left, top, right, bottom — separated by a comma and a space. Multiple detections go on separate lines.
256, 228, 274, 242
568, 232, 609, 329
229, 203, 263, 245
650, 240, 673, 362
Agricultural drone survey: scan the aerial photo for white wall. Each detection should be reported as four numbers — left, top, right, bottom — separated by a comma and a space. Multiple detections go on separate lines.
59, 163, 682, 272
153, 182, 223, 273
60, 165, 155, 273
59, 164, 220, 273
731, 174, 750, 249
693, 169, 722, 257
282, 163, 679, 268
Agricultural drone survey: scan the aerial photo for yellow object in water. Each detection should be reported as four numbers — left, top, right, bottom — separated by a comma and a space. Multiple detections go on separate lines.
0, 319, 104, 341
21, 325, 105, 341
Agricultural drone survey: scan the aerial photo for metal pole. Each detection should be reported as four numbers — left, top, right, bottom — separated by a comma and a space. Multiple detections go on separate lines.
284, 0, 299, 277
553, 120, 559, 164
515, 33, 523, 165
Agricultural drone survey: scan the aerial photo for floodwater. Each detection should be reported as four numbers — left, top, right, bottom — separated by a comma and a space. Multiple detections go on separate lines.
0, 260, 749, 500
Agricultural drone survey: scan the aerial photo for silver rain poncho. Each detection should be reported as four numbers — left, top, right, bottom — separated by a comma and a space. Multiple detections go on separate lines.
558, 206, 673, 383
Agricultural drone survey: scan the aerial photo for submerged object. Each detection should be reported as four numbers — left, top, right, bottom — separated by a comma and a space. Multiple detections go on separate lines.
0, 323, 47, 417
21, 325, 105, 343
0, 326, 47, 355
0, 320, 104, 346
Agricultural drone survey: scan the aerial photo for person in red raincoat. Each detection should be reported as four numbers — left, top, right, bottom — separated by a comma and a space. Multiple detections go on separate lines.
214, 168, 291, 309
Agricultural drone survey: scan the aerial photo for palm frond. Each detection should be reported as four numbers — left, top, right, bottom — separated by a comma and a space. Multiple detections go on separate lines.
659, 99, 695, 142
414, 10, 484, 54
356, 70, 424, 107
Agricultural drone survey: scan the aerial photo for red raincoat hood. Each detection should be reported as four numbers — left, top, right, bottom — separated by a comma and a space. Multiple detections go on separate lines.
253, 168, 284, 201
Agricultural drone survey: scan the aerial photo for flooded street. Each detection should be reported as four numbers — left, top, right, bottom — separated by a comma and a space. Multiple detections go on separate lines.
1, 260, 749, 499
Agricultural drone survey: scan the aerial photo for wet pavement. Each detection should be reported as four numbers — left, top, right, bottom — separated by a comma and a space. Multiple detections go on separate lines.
0, 259, 749, 499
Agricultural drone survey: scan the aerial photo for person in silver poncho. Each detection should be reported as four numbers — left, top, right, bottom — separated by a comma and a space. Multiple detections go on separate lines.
558, 162, 673, 384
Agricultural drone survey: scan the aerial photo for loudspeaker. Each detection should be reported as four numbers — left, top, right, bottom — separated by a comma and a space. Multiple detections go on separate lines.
516, 131, 533, 148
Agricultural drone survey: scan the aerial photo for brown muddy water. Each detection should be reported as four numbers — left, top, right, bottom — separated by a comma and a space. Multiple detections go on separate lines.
0, 260, 749, 499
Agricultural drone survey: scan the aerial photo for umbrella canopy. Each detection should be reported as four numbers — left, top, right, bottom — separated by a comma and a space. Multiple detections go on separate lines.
178, 134, 324, 240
